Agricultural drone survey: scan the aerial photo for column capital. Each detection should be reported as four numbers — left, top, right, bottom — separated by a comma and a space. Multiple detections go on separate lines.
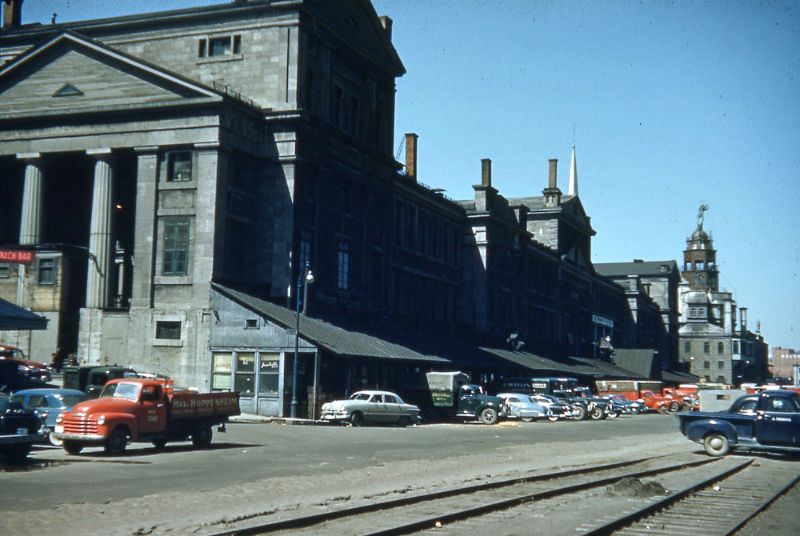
86, 147, 113, 158
193, 141, 220, 151
16, 152, 42, 161
134, 145, 159, 155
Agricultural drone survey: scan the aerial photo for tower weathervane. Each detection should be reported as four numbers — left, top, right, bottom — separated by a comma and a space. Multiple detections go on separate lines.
697, 203, 709, 230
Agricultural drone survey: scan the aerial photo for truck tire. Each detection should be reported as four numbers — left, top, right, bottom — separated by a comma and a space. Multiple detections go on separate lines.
192, 427, 212, 448
703, 433, 731, 457
63, 441, 83, 455
589, 406, 605, 420
479, 407, 499, 425
105, 427, 128, 455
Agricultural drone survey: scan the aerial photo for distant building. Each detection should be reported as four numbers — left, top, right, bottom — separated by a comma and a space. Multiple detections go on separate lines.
770, 347, 800, 382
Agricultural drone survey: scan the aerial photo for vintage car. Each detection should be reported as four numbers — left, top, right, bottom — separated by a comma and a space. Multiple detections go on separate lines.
497, 392, 549, 421
321, 390, 421, 426
601, 393, 644, 415
529, 393, 574, 420
0, 345, 52, 383
679, 390, 800, 456
0, 397, 46, 463
10, 388, 87, 445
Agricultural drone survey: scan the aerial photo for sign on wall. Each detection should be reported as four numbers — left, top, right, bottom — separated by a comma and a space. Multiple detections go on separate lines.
0, 250, 34, 264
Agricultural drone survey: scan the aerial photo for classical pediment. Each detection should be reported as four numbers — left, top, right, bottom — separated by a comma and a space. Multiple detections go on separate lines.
0, 32, 221, 118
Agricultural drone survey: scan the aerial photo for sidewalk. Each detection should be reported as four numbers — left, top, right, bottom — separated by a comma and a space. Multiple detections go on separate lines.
229, 413, 322, 425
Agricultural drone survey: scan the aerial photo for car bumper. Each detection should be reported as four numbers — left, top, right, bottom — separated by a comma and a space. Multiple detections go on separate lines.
0, 432, 47, 445
52, 427, 106, 443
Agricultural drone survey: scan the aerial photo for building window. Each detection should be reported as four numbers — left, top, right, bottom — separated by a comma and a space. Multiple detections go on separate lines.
244, 319, 259, 329
703, 360, 710, 369
155, 320, 181, 340
234, 352, 255, 396
716, 375, 726, 383
717, 360, 725, 369
0, 263, 11, 278
198, 35, 242, 58
167, 151, 192, 182
717, 342, 724, 353
258, 353, 279, 395
162, 218, 190, 276
703, 341, 710, 353
211, 352, 232, 391
684, 341, 691, 353
337, 240, 350, 290
733, 341, 740, 354
37, 258, 56, 285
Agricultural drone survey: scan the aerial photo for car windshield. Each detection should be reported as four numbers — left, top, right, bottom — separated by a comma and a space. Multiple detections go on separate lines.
100, 382, 141, 401
55, 394, 86, 407
349, 393, 372, 401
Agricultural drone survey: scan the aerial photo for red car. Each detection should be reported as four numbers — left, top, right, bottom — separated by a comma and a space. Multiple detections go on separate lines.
0, 344, 52, 383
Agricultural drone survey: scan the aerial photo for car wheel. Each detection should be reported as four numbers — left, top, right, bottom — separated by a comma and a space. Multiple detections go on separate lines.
589, 406, 605, 420
62, 441, 83, 455
105, 427, 128, 455
573, 405, 587, 420
397, 416, 411, 427
152, 437, 168, 450
547, 415, 560, 422
669, 401, 681, 412
704, 432, 731, 457
607, 411, 619, 419
192, 427, 213, 449
6, 443, 31, 463
521, 416, 534, 423
48, 431, 63, 447
479, 407, 499, 425
349, 412, 363, 426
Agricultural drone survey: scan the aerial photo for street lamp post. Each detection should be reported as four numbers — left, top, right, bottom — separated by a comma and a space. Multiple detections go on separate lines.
290, 262, 314, 419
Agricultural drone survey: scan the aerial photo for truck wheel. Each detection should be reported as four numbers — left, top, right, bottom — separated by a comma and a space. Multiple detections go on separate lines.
349, 412, 363, 426
192, 427, 212, 448
669, 401, 681, 412
62, 441, 83, 455
590, 406, 605, 420
479, 407, 499, 425
105, 427, 128, 455
704, 433, 731, 457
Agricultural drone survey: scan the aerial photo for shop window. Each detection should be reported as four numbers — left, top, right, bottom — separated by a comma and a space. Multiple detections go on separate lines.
167, 151, 192, 182
162, 218, 190, 276
37, 258, 56, 285
0, 263, 11, 278
211, 352, 232, 391
235, 352, 255, 396
258, 353, 280, 395
155, 320, 181, 340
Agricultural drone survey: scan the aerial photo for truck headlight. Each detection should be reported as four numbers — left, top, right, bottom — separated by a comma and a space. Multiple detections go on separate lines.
97, 415, 106, 425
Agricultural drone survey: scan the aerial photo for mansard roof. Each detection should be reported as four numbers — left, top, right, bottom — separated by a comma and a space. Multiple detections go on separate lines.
594, 260, 680, 278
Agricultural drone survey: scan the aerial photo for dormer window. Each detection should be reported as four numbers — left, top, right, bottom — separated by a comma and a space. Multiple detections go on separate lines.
198, 34, 242, 58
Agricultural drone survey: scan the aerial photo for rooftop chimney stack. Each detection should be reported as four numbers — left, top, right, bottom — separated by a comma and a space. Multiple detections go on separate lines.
404, 133, 418, 181
543, 158, 562, 208
481, 158, 492, 187
2, 0, 23, 30
740, 307, 748, 331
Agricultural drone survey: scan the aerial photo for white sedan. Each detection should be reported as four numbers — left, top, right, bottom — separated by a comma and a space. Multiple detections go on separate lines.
321, 390, 421, 426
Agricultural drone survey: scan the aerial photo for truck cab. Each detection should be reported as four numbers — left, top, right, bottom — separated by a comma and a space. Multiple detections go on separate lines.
678, 389, 800, 456
425, 372, 506, 424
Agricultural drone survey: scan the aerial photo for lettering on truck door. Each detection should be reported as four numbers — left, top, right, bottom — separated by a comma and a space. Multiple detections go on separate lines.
755, 394, 800, 447
138, 385, 168, 434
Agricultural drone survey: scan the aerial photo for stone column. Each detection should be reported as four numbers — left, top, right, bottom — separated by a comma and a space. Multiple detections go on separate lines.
85, 148, 114, 309
17, 152, 44, 245
130, 146, 159, 308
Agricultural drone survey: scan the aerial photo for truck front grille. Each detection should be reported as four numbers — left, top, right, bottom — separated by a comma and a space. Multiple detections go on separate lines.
62, 415, 97, 435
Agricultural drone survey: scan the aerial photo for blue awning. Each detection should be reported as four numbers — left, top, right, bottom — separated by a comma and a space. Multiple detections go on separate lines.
0, 298, 48, 330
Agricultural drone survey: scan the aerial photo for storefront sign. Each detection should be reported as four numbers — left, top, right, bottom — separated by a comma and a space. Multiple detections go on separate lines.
0, 249, 34, 264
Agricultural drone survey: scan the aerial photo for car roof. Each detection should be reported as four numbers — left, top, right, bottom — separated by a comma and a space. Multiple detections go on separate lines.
352, 390, 400, 396
496, 392, 531, 398
11, 388, 86, 396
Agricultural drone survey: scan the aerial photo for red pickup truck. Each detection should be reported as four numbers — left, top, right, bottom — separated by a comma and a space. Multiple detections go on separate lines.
54, 377, 239, 454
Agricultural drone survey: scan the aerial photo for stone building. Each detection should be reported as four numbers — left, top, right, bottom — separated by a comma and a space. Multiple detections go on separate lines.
677, 207, 768, 385
1, 1, 650, 414
771, 347, 800, 383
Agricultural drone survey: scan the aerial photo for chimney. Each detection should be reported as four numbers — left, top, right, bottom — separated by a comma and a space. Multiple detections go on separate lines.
548, 159, 558, 188
740, 307, 748, 331
379, 16, 393, 41
481, 158, 492, 187
543, 158, 562, 208
2, 0, 23, 30
404, 133, 417, 181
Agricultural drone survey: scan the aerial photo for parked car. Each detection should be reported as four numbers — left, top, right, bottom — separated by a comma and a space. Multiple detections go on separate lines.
0, 359, 55, 394
529, 393, 575, 420
0, 344, 52, 383
321, 390, 421, 426
0, 397, 46, 463
497, 393, 550, 422
10, 388, 87, 446
601, 394, 644, 415
679, 390, 800, 456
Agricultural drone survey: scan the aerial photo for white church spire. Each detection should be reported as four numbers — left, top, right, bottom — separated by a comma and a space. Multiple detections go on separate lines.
568, 144, 578, 196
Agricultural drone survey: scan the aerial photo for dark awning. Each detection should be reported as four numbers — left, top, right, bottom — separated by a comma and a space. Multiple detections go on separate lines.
0, 298, 48, 330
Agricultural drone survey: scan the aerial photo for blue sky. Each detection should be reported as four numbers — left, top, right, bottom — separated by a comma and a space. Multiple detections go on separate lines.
20, 1, 800, 351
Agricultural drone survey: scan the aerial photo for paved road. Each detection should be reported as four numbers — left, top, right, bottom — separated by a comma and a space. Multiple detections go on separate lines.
3, 413, 683, 511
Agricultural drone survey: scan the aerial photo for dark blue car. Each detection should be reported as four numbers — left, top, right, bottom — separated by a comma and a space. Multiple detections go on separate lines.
678, 389, 800, 456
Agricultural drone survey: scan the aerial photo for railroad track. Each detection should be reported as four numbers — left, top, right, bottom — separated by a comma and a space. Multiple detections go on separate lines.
210, 454, 721, 535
